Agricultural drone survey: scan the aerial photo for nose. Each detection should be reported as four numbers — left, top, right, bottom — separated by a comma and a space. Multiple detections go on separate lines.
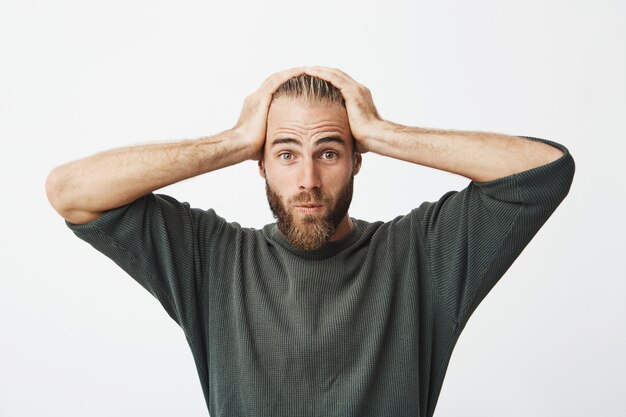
298, 158, 321, 190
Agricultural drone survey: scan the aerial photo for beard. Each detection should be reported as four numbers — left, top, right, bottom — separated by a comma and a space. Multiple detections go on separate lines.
265, 176, 354, 251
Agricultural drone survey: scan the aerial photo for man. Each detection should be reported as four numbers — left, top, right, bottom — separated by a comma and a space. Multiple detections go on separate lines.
46, 66, 575, 417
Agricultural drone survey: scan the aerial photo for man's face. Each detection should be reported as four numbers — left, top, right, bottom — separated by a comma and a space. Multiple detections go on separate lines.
260, 97, 362, 251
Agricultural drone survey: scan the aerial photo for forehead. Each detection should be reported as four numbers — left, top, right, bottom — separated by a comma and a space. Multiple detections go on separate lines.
267, 97, 351, 137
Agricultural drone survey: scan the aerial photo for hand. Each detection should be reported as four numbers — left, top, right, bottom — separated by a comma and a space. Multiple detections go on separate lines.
303, 66, 385, 153
233, 66, 306, 160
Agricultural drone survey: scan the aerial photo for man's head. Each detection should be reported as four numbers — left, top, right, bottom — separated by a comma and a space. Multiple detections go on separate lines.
259, 74, 362, 251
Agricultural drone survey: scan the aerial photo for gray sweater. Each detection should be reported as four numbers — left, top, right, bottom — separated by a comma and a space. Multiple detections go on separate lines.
68, 136, 575, 417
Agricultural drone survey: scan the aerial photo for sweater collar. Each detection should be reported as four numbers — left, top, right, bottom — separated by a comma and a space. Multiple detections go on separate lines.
263, 219, 362, 259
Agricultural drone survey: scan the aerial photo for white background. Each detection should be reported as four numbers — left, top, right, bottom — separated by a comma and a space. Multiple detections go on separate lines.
1, 0, 624, 416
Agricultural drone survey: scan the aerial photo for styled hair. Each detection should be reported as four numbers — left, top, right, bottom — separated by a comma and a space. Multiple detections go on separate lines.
273, 74, 345, 107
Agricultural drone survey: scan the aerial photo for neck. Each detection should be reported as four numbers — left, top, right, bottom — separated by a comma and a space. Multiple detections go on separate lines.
329, 214, 354, 242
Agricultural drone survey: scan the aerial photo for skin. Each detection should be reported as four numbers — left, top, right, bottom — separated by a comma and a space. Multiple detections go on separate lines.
46, 66, 565, 244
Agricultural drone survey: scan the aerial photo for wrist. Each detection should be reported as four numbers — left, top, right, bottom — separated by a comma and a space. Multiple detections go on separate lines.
358, 119, 395, 151
229, 127, 264, 161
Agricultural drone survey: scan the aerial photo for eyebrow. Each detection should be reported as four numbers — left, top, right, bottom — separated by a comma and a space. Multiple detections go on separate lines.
270, 135, 346, 147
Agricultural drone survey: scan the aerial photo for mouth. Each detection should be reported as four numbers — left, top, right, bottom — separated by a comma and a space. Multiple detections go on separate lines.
294, 204, 324, 214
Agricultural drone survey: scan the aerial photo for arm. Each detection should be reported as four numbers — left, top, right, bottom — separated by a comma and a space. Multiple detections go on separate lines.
46, 131, 250, 224
359, 122, 564, 183
305, 67, 575, 327
303, 66, 564, 181
46, 67, 307, 224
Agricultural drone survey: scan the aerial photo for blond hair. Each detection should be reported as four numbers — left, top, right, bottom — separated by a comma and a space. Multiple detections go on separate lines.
273, 74, 345, 107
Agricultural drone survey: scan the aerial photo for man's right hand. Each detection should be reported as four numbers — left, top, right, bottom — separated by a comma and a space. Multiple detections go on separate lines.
232, 67, 306, 160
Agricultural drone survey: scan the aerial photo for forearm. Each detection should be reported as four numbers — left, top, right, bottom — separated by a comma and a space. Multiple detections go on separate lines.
363, 121, 565, 183
46, 129, 251, 224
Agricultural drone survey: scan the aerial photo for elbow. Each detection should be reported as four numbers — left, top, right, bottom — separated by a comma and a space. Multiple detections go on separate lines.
45, 166, 71, 218
45, 165, 101, 224
46, 165, 82, 222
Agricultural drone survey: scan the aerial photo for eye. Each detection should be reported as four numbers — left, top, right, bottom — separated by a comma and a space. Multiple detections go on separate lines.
278, 152, 294, 161
322, 151, 337, 160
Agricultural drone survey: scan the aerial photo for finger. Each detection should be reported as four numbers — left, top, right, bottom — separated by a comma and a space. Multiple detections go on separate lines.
307, 66, 356, 83
260, 66, 307, 93
306, 66, 379, 119
246, 67, 305, 111
303, 66, 356, 90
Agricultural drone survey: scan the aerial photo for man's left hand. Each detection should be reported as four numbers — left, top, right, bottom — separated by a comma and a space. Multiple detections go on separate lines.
303, 66, 386, 153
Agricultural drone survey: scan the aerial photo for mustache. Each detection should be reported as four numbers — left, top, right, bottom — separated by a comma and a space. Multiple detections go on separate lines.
289, 189, 330, 204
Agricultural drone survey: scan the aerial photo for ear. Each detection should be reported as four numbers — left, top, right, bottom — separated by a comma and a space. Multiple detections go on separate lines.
258, 159, 266, 179
353, 152, 362, 176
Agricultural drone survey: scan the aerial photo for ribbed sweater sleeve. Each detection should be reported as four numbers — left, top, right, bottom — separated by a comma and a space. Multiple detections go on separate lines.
413, 136, 575, 328
66, 194, 228, 332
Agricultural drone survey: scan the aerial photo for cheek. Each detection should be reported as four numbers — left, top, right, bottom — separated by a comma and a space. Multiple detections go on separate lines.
327, 164, 353, 184
265, 171, 291, 195
264, 161, 298, 184
265, 166, 282, 182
